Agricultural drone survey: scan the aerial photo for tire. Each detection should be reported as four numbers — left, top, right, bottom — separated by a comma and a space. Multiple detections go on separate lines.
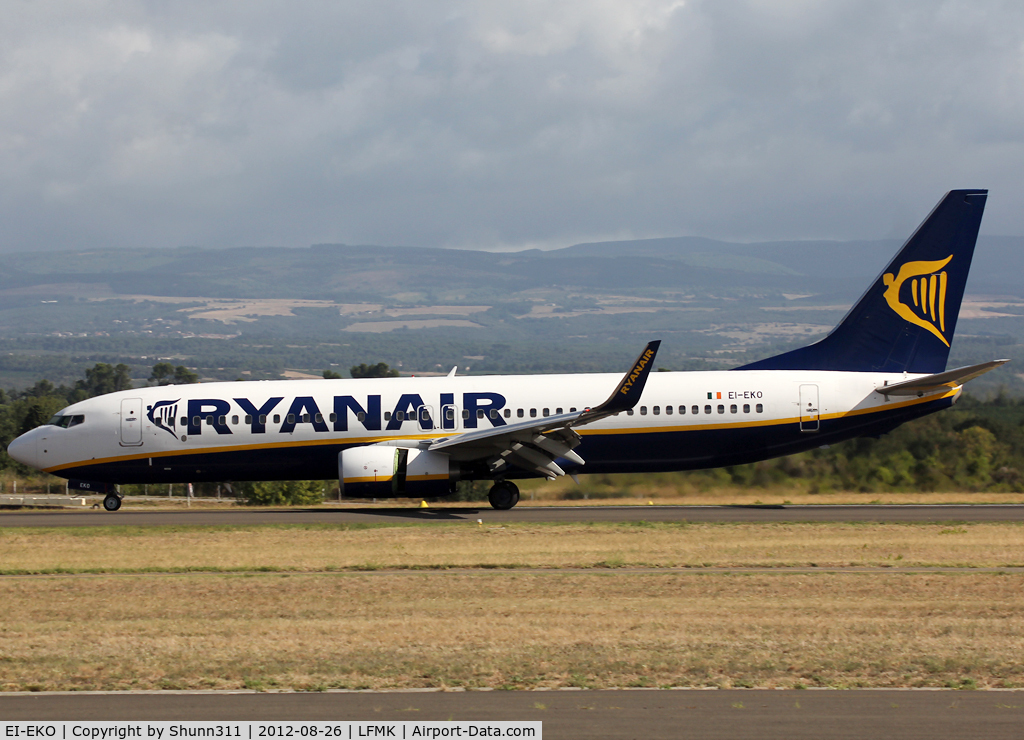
487, 481, 520, 510
102, 494, 122, 512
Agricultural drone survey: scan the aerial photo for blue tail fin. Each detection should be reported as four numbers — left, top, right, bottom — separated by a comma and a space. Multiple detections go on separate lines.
737, 189, 988, 374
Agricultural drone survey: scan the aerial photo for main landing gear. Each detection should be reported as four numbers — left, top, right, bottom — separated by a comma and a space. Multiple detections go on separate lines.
102, 493, 122, 512
488, 480, 520, 510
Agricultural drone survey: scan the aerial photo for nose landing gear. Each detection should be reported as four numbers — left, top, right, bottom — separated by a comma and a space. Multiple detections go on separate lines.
487, 480, 520, 510
102, 493, 122, 512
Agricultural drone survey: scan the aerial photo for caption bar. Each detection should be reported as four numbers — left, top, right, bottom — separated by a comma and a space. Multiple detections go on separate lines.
2, 723, 540, 740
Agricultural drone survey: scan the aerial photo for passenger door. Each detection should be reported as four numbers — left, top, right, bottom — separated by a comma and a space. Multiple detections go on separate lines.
120, 398, 144, 446
799, 385, 819, 432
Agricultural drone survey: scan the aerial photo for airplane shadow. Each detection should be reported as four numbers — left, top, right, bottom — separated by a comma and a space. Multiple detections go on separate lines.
293, 507, 484, 521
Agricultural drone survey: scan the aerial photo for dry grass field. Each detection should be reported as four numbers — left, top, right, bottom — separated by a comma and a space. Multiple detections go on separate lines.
1, 572, 1021, 692
2, 521, 1024, 574
2, 521, 1023, 692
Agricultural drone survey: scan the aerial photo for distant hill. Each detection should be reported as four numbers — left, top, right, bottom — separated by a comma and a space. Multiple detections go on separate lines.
0, 234, 1018, 303
558, 235, 1024, 296
0, 233, 1020, 395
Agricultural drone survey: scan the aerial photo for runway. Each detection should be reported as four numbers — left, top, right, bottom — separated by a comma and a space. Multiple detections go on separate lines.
2, 689, 1022, 739
2, 503, 1024, 527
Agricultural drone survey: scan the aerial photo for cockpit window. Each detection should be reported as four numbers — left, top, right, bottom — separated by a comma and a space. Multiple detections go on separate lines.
46, 415, 84, 428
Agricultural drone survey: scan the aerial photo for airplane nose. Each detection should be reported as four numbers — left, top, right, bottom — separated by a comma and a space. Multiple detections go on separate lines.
7, 431, 38, 468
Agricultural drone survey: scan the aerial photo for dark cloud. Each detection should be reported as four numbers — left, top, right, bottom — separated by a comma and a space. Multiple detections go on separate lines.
0, 1, 1022, 252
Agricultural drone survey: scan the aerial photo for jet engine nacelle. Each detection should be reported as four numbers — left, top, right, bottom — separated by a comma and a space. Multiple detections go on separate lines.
339, 445, 455, 498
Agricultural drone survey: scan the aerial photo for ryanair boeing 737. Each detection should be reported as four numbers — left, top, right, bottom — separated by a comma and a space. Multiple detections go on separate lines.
6, 190, 1008, 511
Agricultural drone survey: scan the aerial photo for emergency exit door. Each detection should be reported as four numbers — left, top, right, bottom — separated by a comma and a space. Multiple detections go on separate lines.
799, 385, 819, 432
441, 404, 459, 431
120, 397, 143, 446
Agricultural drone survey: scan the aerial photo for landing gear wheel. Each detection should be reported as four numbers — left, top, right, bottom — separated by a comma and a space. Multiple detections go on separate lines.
102, 494, 122, 512
488, 481, 520, 510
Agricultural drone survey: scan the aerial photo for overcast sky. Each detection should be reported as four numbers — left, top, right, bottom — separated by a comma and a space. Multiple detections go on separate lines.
1, 1, 1023, 252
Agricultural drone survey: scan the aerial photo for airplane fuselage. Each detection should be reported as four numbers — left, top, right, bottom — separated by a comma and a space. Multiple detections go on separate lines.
12, 369, 957, 486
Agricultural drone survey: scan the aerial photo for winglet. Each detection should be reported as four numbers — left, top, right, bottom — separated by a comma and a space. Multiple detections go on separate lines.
580, 340, 661, 420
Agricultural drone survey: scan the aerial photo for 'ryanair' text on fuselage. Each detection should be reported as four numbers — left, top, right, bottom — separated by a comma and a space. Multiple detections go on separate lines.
147, 393, 510, 439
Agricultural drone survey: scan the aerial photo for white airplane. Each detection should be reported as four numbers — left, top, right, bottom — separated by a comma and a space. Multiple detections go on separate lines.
7, 190, 1008, 512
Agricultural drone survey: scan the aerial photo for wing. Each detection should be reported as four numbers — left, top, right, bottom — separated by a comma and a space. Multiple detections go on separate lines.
877, 359, 1009, 397
425, 341, 661, 478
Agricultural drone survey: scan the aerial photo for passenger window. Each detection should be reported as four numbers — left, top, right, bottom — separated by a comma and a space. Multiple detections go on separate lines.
530, 409, 537, 418
678, 406, 685, 415
287, 414, 295, 424
444, 408, 454, 421
192, 416, 200, 426
627, 409, 634, 416
717, 405, 724, 414
556, 407, 563, 414
730, 405, 737, 414
181, 417, 188, 427
259, 414, 267, 424
357, 411, 366, 422
692, 406, 699, 415
704, 405, 711, 414
206, 416, 214, 426
543, 408, 549, 417
396, 411, 405, 421
315, 413, 323, 423
384, 412, 392, 421
665, 406, 672, 415
302, 413, 310, 423
462, 409, 470, 419
477, 410, 484, 419
640, 406, 647, 415
490, 409, 498, 419
273, 414, 280, 424
517, 409, 524, 418
756, 403, 764, 413
329, 413, 337, 422
743, 404, 750, 413
217, 415, 225, 425
570, 407, 577, 412
504, 409, 511, 418
245, 415, 252, 424
653, 406, 660, 415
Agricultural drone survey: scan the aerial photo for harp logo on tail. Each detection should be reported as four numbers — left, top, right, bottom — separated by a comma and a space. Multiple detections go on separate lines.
881, 255, 953, 347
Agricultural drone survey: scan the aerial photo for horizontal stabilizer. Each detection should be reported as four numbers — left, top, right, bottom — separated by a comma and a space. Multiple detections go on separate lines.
877, 359, 1009, 397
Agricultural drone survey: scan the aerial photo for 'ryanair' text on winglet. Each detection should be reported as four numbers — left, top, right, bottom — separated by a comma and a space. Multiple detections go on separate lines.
581, 340, 661, 420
